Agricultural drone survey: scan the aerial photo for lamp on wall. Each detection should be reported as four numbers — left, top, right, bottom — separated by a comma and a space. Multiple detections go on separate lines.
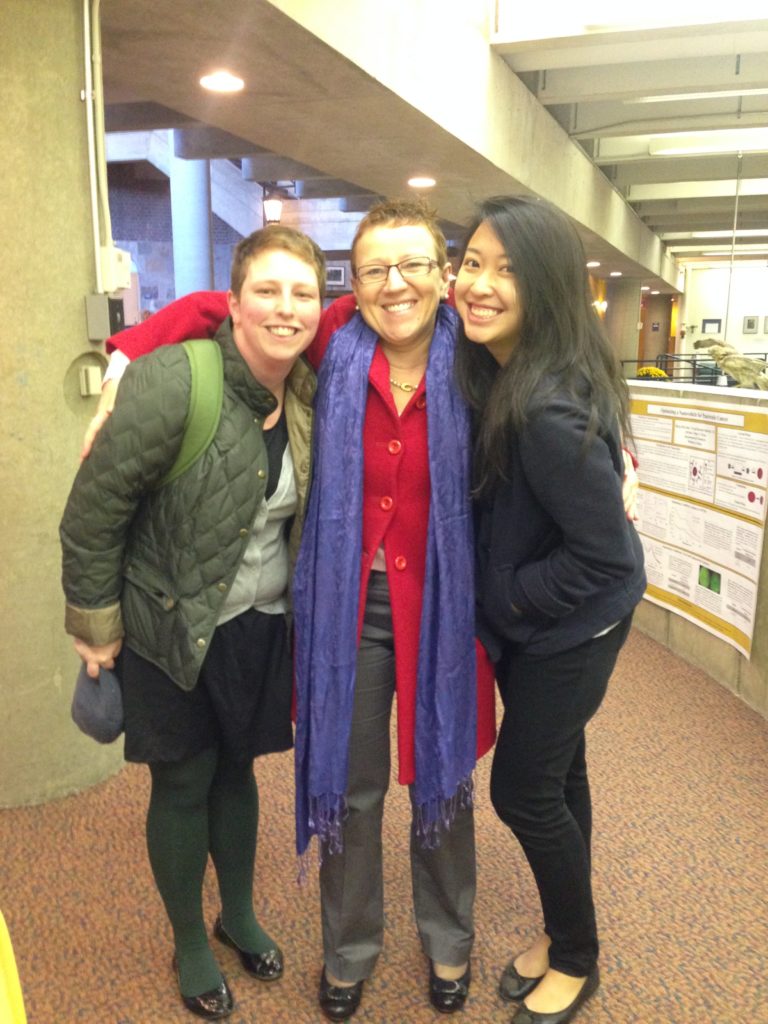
262, 193, 283, 224
260, 181, 299, 225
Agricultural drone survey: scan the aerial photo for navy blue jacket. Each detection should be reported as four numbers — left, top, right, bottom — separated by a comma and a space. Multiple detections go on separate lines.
475, 386, 646, 661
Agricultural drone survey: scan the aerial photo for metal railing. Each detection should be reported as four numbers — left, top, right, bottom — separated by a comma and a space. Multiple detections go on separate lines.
623, 351, 768, 386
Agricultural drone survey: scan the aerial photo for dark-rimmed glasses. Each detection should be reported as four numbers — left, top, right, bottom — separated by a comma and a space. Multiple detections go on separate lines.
354, 257, 439, 285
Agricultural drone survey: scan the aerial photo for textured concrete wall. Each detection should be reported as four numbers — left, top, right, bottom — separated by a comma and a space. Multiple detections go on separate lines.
0, 0, 123, 804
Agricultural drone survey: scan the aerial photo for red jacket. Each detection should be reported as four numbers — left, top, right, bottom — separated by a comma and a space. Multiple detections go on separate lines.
110, 292, 496, 781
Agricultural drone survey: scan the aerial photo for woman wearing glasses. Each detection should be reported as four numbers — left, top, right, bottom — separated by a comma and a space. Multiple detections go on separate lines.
93, 199, 497, 1021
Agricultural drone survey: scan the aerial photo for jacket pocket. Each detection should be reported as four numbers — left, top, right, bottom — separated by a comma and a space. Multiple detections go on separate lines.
121, 558, 181, 663
123, 558, 178, 612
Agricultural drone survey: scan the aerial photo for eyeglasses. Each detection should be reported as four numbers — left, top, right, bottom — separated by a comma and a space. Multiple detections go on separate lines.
354, 257, 439, 285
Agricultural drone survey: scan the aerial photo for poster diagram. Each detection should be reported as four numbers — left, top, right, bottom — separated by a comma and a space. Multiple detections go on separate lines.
631, 396, 768, 657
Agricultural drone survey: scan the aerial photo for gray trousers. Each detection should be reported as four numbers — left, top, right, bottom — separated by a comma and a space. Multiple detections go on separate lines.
320, 571, 476, 982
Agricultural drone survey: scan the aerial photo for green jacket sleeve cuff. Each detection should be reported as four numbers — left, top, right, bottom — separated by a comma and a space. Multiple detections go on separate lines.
64, 603, 124, 646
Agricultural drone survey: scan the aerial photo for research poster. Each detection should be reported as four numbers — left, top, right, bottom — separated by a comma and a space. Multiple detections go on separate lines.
631, 395, 768, 657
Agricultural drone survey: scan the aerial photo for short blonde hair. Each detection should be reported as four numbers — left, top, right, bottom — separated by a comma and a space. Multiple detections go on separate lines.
351, 197, 448, 273
230, 224, 326, 297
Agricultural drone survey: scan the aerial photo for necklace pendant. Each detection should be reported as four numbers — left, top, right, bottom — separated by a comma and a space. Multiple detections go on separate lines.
390, 377, 417, 393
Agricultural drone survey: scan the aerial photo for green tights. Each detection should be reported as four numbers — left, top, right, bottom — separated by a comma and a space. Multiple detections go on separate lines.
146, 746, 277, 997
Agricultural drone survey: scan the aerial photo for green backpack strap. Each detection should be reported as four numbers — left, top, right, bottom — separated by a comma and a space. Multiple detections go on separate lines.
158, 339, 223, 488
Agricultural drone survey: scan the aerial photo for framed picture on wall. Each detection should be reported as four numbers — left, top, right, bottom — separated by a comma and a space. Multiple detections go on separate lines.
743, 315, 759, 334
326, 266, 346, 287
701, 318, 721, 333
764, 316, 768, 334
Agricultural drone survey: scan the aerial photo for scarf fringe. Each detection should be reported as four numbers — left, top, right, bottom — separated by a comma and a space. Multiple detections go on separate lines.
295, 793, 349, 883
296, 840, 322, 886
297, 775, 474, 882
308, 792, 348, 854
414, 775, 475, 849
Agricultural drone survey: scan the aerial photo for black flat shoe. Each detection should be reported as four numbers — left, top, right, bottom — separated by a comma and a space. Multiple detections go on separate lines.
498, 959, 544, 1002
319, 967, 364, 1021
173, 957, 234, 1020
213, 915, 284, 981
429, 959, 471, 1014
511, 966, 600, 1024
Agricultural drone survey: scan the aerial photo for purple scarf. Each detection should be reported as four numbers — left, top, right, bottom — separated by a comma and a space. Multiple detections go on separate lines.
292, 303, 477, 858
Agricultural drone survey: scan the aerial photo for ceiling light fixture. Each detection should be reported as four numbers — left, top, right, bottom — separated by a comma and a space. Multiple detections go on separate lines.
609, 271, 622, 277
661, 229, 768, 240
586, 260, 600, 268
408, 176, 436, 188
701, 249, 768, 257
199, 70, 244, 93
692, 229, 768, 239
630, 87, 768, 104
649, 128, 768, 157
640, 286, 650, 291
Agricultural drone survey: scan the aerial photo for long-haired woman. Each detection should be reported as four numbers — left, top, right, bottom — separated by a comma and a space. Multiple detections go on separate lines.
454, 195, 646, 1024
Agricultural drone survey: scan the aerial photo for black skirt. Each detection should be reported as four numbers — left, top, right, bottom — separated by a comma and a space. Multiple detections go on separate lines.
117, 607, 293, 765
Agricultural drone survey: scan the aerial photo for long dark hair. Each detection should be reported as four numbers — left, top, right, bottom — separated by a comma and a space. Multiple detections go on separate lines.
454, 195, 631, 495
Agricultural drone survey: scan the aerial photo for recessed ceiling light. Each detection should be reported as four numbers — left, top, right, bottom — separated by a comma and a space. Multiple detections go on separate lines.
650, 290, 660, 295
408, 176, 436, 189
610, 271, 622, 277
640, 286, 650, 291
200, 70, 244, 93
586, 261, 600, 268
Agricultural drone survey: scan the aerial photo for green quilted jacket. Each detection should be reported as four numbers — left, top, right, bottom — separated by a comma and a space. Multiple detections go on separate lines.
60, 320, 315, 691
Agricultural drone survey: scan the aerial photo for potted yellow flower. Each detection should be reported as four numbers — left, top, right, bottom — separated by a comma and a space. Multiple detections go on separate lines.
635, 366, 669, 380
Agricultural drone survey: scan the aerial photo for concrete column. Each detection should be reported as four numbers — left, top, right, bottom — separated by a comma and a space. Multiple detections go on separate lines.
0, 0, 123, 804
170, 132, 214, 297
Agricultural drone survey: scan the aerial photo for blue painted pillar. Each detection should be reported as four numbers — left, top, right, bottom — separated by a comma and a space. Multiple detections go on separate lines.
169, 131, 214, 297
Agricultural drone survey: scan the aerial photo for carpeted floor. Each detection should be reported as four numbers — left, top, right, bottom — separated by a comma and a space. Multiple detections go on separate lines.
2, 628, 767, 1023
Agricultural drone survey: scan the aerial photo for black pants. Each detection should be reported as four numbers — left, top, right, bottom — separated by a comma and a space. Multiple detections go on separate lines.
490, 615, 633, 977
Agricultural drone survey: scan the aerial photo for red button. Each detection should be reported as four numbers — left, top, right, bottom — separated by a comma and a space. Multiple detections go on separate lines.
416, 396, 426, 410
380, 496, 393, 511
388, 439, 402, 455
394, 555, 407, 571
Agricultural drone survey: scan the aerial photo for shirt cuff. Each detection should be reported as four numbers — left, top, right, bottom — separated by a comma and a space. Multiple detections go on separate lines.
102, 348, 130, 385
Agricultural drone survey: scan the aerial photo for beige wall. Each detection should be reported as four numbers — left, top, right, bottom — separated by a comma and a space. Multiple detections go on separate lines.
0, 0, 123, 805
681, 264, 768, 352
630, 383, 768, 718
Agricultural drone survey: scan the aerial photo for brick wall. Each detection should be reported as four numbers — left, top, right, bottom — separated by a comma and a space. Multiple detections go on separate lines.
109, 164, 242, 311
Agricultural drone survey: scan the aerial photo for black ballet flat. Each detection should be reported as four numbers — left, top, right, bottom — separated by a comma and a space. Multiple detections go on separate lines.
429, 959, 471, 1014
213, 915, 284, 981
173, 957, 234, 1020
510, 965, 600, 1024
498, 959, 544, 1002
319, 967, 365, 1021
